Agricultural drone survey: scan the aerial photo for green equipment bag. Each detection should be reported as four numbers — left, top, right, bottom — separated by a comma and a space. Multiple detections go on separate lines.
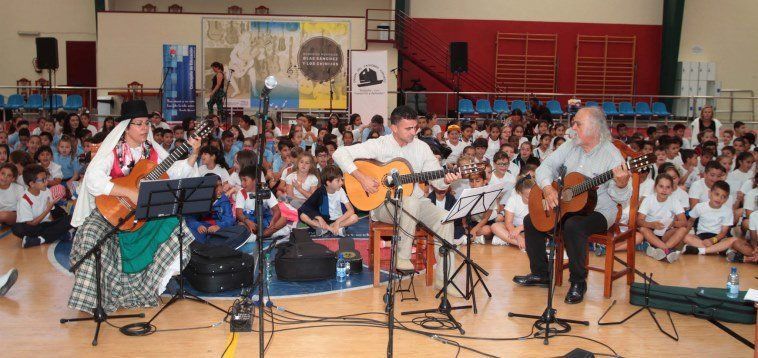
630, 282, 756, 324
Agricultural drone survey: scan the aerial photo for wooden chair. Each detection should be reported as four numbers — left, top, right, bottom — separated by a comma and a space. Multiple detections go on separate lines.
34, 77, 49, 94
227, 5, 242, 14
168, 4, 182, 13
127, 81, 144, 100
554, 140, 640, 298
141, 3, 156, 12
16, 78, 31, 99
368, 220, 435, 287
255, 5, 269, 14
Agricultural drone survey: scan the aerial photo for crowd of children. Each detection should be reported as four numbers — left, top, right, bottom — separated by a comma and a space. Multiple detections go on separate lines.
1, 104, 756, 270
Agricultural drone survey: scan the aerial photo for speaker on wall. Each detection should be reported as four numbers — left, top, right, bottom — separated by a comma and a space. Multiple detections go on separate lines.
450, 42, 468, 74
36, 37, 59, 70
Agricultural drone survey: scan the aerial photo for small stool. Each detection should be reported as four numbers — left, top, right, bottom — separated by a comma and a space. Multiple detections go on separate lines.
368, 220, 435, 287
393, 269, 418, 301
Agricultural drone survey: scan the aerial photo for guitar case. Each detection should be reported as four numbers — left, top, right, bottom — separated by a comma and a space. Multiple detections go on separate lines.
337, 237, 363, 274
275, 228, 336, 281
184, 242, 256, 293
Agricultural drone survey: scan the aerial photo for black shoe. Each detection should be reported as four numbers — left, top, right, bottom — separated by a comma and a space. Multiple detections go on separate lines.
512, 274, 550, 287
682, 245, 699, 255
564, 281, 587, 304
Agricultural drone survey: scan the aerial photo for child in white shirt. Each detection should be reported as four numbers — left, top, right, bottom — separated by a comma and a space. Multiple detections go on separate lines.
11, 164, 71, 248
636, 174, 687, 262
491, 176, 533, 249
0, 163, 23, 225
683, 180, 738, 255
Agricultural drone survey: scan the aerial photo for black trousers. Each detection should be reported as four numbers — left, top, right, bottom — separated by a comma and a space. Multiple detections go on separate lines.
12, 206, 71, 243
524, 212, 607, 283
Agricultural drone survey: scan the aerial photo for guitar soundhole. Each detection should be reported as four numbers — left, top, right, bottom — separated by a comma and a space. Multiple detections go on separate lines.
380, 174, 389, 189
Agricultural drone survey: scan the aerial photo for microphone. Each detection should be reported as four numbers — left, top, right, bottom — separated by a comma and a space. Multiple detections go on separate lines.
259, 75, 278, 98
385, 168, 402, 188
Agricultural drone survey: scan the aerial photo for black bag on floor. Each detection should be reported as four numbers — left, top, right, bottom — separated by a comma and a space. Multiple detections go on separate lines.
184, 243, 256, 293
630, 282, 756, 324
274, 228, 336, 281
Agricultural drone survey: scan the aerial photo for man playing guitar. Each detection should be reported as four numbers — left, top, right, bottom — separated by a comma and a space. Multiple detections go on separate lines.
513, 107, 631, 304
333, 106, 462, 295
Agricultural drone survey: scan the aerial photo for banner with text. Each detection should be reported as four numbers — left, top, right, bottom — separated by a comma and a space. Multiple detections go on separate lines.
162, 44, 197, 122
350, 50, 388, 125
202, 19, 349, 110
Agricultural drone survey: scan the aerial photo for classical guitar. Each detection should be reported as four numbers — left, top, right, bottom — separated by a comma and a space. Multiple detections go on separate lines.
344, 158, 484, 211
95, 120, 213, 232
527, 153, 655, 233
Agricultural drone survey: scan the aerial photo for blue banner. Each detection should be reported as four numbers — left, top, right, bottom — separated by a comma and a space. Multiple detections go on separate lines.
162, 44, 196, 122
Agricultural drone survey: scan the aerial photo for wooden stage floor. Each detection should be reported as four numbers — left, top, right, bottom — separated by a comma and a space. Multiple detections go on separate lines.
0, 231, 755, 357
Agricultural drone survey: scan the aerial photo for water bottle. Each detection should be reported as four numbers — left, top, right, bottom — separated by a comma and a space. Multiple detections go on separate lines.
264, 253, 273, 284
344, 256, 351, 277
726, 266, 739, 299
336, 253, 347, 282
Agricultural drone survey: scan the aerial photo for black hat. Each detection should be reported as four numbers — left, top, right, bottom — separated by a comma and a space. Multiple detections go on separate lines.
119, 100, 150, 122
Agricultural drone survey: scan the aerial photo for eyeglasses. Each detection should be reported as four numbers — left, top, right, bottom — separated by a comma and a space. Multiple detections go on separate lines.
495, 162, 509, 166
129, 121, 150, 127
33, 177, 48, 183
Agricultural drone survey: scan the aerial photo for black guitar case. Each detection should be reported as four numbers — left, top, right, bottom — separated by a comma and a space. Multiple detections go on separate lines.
337, 237, 363, 274
184, 242, 256, 293
274, 228, 336, 281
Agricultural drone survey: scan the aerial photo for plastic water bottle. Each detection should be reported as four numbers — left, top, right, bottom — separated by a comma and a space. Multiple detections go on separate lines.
336, 253, 347, 282
344, 257, 351, 277
264, 253, 273, 284
726, 266, 739, 299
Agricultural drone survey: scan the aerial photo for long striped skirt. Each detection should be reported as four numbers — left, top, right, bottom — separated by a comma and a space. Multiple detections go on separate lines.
67, 209, 193, 313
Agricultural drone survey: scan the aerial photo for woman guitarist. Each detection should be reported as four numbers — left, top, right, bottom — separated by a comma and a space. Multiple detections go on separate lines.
512, 107, 631, 305
68, 100, 201, 313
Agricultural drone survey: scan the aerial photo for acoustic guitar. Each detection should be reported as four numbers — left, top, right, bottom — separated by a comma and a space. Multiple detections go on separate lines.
527, 153, 655, 233
344, 158, 484, 211
95, 120, 213, 232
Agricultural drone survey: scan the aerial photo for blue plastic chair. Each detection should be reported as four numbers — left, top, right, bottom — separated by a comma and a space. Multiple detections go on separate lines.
475, 99, 493, 115
546, 100, 564, 117
492, 99, 510, 115
602, 102, 619, 117
652, 102, 671, 117
43, 94, 64, 110
635, 102, 653, 117
6, 94, 25, 110
585, 101, 599, 108
0, 95, 4, 110
618, 102, 635, 117
64, 94, 84, 111
25, 94, 43, 111
511, 100, 528, 113
458, 99, 475, 116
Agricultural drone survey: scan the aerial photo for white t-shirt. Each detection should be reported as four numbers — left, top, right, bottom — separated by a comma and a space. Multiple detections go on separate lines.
739, 179, 753, 195
234, 188, 278, 214
490, 170, 517, 202
473, 130, 488, 140
744, 187, 758, 212
484, 138, 501, 163
240, 125, 258, 138
16, 189, 52, 223
672, 187, 690, 210
749, 211, 758, 231
726, 169, 752, 197
431, 125, 442, 138
639, 177, 654, 199
683, 166, 700, 189
46, 162, 63, 179
689, 201, 733, 235
638, 195, 684, 236
327, 188, 349, 221
0, 183, 24, 211
504, 192, 529, 227
199, 165, 231, 183
445, 140, 468, 165
688, 178, 735, 208
434, 195, 447, 210
284, 173, 319, 200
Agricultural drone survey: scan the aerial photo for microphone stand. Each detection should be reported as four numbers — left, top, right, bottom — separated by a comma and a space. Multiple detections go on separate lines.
507, 167, 589, 344
384, 171, 403, 357
223, 69, 234, 128
158, 67, 172, 115
253, 84, 270, 357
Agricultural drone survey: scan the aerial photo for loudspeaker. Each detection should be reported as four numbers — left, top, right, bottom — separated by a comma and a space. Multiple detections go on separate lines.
36, 37, 59, 70
450, 42, 468, 74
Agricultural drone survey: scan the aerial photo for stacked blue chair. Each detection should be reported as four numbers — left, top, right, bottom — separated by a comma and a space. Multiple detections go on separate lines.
585, 101, 599, 108
24, 94, 43, 111
475, 99, 493, 116
652, 102, 671, 118
634, 102, 653, 118
43, 94, 64, 110
618, 102, 636, 117
64, 94, 84, 111
458, 99, 475, 116
6, 94, 25, 111
492, 99, 510, 115
602, 102, 620, 117
546, 100, 564, 117
511, 100, 528, 113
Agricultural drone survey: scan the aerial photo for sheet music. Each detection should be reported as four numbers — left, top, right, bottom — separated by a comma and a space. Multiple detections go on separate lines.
441, 182, 505, 223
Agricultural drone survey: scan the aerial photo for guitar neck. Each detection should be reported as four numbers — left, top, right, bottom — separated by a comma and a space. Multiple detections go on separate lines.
398, 168, 452, 185
570, 169, 614, 196
144, 142, 192, 180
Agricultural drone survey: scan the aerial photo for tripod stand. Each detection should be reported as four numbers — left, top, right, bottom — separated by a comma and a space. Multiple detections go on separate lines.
437, 185, 501, 313
121, 177, 229, 334
60, 211, 145, 346
508, 171, 589, 344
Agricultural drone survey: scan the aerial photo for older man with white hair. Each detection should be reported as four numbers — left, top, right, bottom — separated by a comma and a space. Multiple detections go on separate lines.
513, 107, 632, 304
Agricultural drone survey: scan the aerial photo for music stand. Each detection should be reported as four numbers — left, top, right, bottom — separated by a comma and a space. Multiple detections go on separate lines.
439, 184, 502, 313
133, 176, 228, 326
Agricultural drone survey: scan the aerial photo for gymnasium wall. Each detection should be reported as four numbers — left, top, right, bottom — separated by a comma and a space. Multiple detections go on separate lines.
109, 0, 393, 18
0, 0, 97, 91
679, 0, 758, 104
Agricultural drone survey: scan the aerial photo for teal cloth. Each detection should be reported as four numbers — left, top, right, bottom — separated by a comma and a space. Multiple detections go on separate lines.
118, 217, 179, 274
